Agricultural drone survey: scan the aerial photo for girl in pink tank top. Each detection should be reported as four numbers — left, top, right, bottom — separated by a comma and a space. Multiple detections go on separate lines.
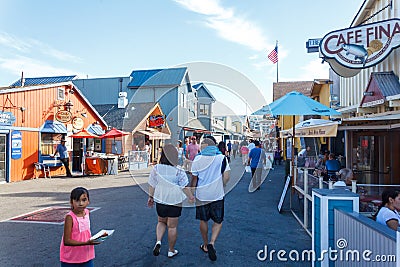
60, 187, 99, 266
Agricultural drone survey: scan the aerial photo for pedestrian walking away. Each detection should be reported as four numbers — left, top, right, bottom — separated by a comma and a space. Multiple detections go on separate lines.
147, 144, 195, 259
186, 136, 200, 173
247, 140, 266, 191
52, 138, 73, 177
60, 187, 100, 266
190, 136, 230, 261
232, 141, 238, 159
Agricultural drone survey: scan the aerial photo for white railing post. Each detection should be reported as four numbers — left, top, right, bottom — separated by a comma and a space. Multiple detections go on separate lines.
304, 168, 308, 229
397, 230, 400, 267
329, 180, 333, 189
319, 176, 323, 189
351, 180, 357, 193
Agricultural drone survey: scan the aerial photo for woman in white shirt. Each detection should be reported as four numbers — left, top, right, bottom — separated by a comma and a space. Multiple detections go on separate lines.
375, 188, 400, 231
147, 144, 194, 258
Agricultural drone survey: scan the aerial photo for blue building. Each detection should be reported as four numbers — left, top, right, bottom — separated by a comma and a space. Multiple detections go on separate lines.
73, 67, 215, 162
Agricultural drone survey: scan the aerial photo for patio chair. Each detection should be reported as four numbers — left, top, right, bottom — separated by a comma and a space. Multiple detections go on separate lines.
34, 162, 51, 178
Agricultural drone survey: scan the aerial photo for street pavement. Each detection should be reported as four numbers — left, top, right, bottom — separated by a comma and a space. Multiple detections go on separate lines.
0, 155, 311, 267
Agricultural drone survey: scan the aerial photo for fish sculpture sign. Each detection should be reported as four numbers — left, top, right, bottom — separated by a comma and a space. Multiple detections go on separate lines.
320, 18, 400, 77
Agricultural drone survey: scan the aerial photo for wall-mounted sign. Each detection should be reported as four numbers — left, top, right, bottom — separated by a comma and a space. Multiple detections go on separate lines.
320, 19, 400, 77
306, 38, 321, 53
0, 111, 16, 126
72, 117, 84, 130
148, 115, 165, 128
11, 130, 22, 159
55, 110, 72, 123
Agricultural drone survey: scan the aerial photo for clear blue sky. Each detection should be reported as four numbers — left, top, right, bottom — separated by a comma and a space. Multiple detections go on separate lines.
0, 0, 363, 114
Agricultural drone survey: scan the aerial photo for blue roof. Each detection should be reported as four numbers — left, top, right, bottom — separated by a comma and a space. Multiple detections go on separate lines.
39, 120, 67, 134
193, 83, 216, 101
10, 75, 77, 87
128, 67, 187, 88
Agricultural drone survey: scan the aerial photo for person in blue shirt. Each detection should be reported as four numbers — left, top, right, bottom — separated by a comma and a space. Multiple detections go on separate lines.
247, 140, 266, 190
227, 141, 232, 157
53, 139, 73, 177
325, 153, 341, 181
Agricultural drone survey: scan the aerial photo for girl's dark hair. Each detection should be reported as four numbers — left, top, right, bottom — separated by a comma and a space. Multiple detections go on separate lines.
70, 187, 89, 201
372, 188, 400, 219
218, 141, 226, 154
159, 144, 178, 166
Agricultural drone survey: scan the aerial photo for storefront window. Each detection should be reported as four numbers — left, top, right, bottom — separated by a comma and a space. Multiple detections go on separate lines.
41, 133, 62, 155
352, 135, 375, 183
353, 136, 374, 169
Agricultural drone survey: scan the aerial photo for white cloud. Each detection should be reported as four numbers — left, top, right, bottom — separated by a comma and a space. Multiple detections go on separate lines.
174, 0, 269, 51
296, 58, 329, 80
29, 39, 82, 63
249, 54, 259, 60
0, 32, 31, 52
0, 56, 80, 79
0, 32, 81, 63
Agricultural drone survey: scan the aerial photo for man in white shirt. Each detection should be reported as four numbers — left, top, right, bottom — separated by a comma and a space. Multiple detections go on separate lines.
247, 139, 255, 152
190, 136, 230, 262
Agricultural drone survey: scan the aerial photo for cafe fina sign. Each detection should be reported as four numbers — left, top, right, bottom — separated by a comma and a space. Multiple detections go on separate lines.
320, 19, 400, 77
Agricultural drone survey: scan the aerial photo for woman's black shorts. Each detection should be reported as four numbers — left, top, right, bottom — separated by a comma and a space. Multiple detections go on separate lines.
156, 202, 182, 218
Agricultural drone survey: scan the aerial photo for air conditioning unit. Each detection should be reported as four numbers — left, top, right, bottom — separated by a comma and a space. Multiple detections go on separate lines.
118, 91, 128, 108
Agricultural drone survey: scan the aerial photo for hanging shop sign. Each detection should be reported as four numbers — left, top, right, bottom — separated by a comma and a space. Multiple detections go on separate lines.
148, 115, 165, 128
0, 111, 16, 126
72, 117, 84, 130
55, 110, 72, 123
11, 130, 22, 159
320, 19, 400, 77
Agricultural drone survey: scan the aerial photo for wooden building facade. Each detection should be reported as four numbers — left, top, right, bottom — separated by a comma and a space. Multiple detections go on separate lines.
0, 80, 107, 182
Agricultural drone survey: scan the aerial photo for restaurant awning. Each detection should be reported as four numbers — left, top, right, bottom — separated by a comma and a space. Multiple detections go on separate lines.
138, 130, 171, 140
280, 119, 338, 138
183, 118, 210, 133
39, 120, 67, 134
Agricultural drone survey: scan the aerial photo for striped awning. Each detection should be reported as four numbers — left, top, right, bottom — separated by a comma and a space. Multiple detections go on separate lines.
138, 130, 171, 140
39, 120, 67, 134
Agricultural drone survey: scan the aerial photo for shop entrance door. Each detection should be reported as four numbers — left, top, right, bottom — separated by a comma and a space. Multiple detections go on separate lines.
0, 134, 7, 182
72, 138, 83, 172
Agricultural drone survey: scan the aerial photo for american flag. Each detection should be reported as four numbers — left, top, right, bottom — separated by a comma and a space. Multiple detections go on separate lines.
268, 45, 278, 64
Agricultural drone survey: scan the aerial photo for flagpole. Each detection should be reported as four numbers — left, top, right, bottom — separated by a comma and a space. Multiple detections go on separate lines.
276, 40, 279, 83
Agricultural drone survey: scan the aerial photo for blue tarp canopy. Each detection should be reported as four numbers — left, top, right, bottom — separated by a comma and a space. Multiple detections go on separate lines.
87, 124, 105, 136
39, 120, 67, 134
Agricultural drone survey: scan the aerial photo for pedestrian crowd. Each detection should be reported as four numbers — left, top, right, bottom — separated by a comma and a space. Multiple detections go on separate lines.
59, 135, 277, 265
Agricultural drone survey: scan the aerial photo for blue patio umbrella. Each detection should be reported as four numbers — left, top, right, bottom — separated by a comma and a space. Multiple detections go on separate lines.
253, 91, 341, 178
268, 91, 341, 117
251, 105, 271, 116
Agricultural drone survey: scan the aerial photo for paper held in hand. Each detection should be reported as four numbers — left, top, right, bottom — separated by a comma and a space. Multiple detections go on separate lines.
90, 229, 115, 242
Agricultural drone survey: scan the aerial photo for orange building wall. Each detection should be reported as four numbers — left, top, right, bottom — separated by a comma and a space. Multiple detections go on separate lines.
0, 84, 106, 182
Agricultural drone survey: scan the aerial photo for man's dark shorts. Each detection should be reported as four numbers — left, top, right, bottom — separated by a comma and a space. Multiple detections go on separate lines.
196, 199, 224, 223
